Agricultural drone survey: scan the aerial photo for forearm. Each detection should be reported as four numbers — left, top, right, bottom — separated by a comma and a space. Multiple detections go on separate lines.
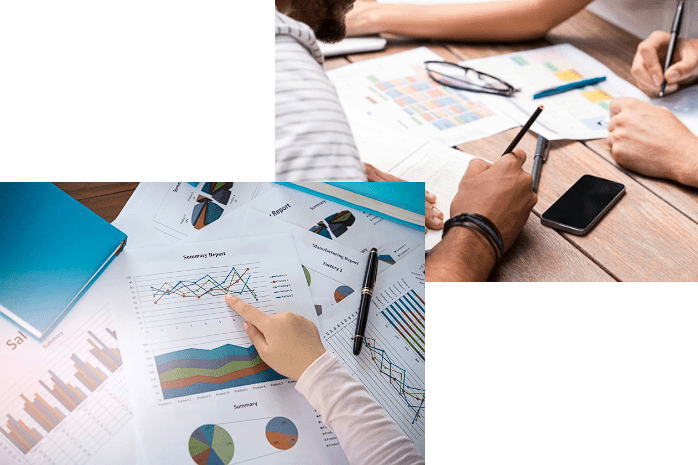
364, 0, 593, 42
426, 227, 497, 282
296, 352, 424, 465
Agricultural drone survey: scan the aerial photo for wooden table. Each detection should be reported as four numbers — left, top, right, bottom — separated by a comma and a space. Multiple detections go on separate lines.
56, 9, 698, 281
325, 8, 698, 282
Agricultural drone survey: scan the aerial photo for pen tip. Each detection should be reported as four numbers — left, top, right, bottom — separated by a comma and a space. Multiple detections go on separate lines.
659, 91, 664, 98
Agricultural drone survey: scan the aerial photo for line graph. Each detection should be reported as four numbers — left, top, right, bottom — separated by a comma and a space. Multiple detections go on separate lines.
133, 263, 274, 335
324, 315, 425, 445
150, 266, 258, 304
362, 337, 424, 423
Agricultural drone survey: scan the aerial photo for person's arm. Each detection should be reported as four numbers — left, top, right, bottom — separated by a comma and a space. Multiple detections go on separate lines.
224, 294, 424, 465
608, 98, 698, 188
345, 0, 593, 42
426, 149, 537, 282
296, 352, 424, 465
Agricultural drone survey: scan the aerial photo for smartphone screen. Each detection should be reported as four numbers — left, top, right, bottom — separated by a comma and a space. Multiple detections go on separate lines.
542, 175, 625, 233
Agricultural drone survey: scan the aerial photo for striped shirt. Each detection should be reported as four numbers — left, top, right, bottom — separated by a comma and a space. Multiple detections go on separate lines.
275, 9, 366, 181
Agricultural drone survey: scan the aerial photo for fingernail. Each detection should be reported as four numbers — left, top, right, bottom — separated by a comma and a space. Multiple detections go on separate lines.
425, 191, 436, 200
666, 70, 679, 82
225, 293, 234, 302
242, 321, 249, 330
435, 217, 443, 225
432, 207, 442, 216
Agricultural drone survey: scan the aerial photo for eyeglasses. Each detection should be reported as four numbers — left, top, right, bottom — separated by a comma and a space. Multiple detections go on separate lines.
424, 61, 519, 97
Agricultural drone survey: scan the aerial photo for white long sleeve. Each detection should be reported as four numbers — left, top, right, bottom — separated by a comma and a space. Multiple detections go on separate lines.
296, 351, 425, 465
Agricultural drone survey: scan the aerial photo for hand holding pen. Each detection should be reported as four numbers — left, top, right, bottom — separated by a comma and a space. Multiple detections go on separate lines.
631, 2, 698, 97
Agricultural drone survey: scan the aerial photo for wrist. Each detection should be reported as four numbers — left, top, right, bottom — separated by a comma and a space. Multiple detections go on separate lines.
426, 226, 497, 281
675, 137, 698, 187
358, 4, 384, 35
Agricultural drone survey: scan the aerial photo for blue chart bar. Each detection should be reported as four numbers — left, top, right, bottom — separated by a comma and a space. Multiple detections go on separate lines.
380, 290, 426, 360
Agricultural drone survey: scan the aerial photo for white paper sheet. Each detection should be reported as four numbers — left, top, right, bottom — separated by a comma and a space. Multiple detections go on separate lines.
235, 185, 424, 274
125, 182, 274, 242
320, 249, 425, 455
384, 143, 481, 250
329, 47, 520, 147
113, 235, 349, 464
462, 44, 650, 140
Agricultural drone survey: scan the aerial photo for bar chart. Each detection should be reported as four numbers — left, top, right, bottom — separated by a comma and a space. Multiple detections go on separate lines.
0, 303, 131, 465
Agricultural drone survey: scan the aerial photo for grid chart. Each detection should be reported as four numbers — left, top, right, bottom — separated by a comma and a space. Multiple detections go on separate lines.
366, 65, 496, 131
324, 316, 425, 445
0, 305, 131, 465
510, 51, 614, 110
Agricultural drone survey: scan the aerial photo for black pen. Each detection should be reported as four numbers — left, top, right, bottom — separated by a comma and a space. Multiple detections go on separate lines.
353, 248, 379, 356
660, 1, 686, 97
502, 105, 544, 156
531, 136, 550, 193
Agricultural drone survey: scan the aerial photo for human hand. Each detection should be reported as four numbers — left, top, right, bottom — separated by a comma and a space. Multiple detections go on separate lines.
631, 31, 698, 97
345, 0, 382, 36
225, 294, 326, 381
425, 190, 443, 232
608, 98, 698, 187
449, 149, 537, 251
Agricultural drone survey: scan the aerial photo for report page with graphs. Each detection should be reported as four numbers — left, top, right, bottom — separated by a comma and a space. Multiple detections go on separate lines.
112, 234, 350, 465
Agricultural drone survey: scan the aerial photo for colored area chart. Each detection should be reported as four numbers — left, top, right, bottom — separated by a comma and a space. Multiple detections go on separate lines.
189, 424, 235, 465
201, 183, 234, 206
334, 285, 354, 303
363, 337, 425, 423
155, 344, 284, 399
192, 196, 224, 230
378, 254, 395, 265
265, 417, 298, 450
380, 290, 425, 361
0, 326, 122, 454
150, 266, 257, 304
324, 211, 355, 237
367, 68, 495, 131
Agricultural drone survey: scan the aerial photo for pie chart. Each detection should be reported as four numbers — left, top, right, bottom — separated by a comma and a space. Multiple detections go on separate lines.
334, 285, 354, 303
265, 417, 299, 450
189, 424, 235, 465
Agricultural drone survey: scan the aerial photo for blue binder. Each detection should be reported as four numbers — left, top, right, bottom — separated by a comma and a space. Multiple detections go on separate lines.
0, 183, 127, 340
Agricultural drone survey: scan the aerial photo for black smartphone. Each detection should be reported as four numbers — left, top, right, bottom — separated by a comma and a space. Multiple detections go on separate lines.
541, 175, 625, 235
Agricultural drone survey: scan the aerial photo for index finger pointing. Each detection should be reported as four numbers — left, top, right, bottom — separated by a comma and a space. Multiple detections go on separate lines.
225, 294, 269, 328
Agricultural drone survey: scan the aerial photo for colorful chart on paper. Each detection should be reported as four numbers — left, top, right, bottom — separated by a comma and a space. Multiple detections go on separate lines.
366, 66, 497, 131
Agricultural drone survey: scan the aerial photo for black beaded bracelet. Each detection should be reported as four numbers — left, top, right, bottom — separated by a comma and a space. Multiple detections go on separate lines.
443, 213, 504, 262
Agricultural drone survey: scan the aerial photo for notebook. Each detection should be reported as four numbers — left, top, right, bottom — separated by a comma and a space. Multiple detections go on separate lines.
0, 183, 127, 339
